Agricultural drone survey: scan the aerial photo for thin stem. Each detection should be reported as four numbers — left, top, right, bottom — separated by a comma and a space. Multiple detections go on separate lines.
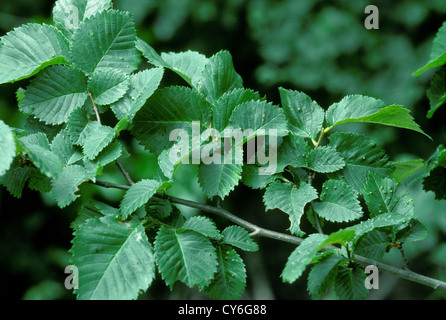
88, 92, 102, 125
115, 159, 135, 186
353, 254, 445, 291
90, 179, 446, 291
345, 243, 352, 263
315, 129, 325, 148
323, 126, 333, 135
92, 180, 130, 190
307, 170, 313, 186
398, 244, 410, 270
308, 170, 323, 234
88, 92, 135, 186
280, 176, 292, 184
308, 130, 324, 234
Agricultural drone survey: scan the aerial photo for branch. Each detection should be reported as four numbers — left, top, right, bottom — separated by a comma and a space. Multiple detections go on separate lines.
92, 180, 130, 191
91, 179, 446, 292
353, 255, 445, 291
115, 159, 135, 186
92, 180, 302, 245
166, 194, 304, 246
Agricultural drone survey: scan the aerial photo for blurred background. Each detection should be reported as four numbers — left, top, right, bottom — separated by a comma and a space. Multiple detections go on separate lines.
0, 0, 445, 300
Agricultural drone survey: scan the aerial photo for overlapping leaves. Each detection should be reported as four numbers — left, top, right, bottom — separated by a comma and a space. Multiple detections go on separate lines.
154, 221, 257, 296
19, 65, 88, 125
0, 23, 70, 84
0, 120, 16, 176
0, 0, 436, 302
70, 10, 140, 75
71, 215, 156, 300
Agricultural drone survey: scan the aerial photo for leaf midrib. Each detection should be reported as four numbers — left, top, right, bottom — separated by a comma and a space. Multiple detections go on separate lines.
89, 222, 143, 299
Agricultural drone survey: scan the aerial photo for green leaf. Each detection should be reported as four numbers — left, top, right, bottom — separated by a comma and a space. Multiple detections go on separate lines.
110, 68, 164, 121
27, 169, 52, 193
426, 67, 446, 119
264, 181, 318, 236
90, 140, 123, 167
336, 105, 430, 139
161, 206, 186, 229
221, 226, 259, 252
326, 95, 385, 128
363, 172, 414, 217
51, 130, 83, 166
137, 45, 216, 93
334, 266, 368, 300
181, 216, 222, 239
146, 198, 173, 220
277, 138, 345, 174
281, 233, 328, 283
88, 68, 129, 105
67, 107, 90, 144
0, 167, 33, 198
75, 121, 99, 146
157, 147, 179, 180
71, 215, 156, 300
307, 253, 344, 299
71, 10, 140, 75
228, 100, 288, 138
198, 162, 242, 200
279, 88, 324, 140
396, 220, 429, 243
317, 229, 356, 251
120, 179, 161, 219
328, 132, 393, 193
423, 166, 446, 200
19, 133, 63, 178
0, 23, 70, 84
426, 145, 446, 172
53, 0, 112, 37
135, 37, 167, 68
0, 120, 16, 176
81, 123, 115, 160
205, 247, 247, 300
326, 96, 429, 138
313, 180, 363, 223
241, 164, 279, 189
114, 118, 128, 136
351, 212, 409, 238
71, 200, 118, 230
413, 21, 446, 76
195, 50, 243, 104
213, 88, 261, 132
161, 50, 209, 87
91, 200, 120, 216
16, 87, 26, 104
354, 230, 390, 260
306, 146, 345, 173
19, 65, 88, 125
276, 135, 311, 171
391, 159, 426, 183
51, 165, 89, 208
23, 116, 64, 142
132, 86, 211, 154
154, 227, 218, 289
287, 167, 310, 185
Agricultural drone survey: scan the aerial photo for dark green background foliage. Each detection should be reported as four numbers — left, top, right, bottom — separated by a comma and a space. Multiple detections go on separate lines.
0, 0, 445, 300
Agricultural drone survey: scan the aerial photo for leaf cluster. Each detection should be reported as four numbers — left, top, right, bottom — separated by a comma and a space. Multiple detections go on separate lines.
0, 0, 441, 300
412, 21, 446, 200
